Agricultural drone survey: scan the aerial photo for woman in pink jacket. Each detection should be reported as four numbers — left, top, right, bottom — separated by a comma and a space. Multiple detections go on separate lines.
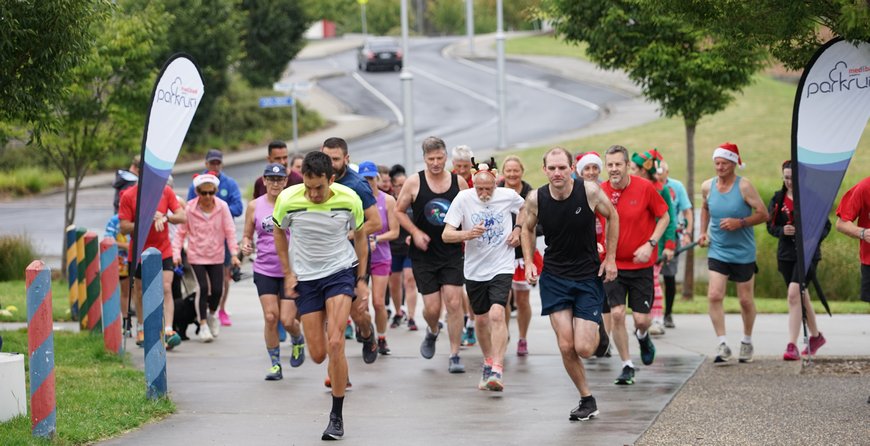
173, 172, 240, 342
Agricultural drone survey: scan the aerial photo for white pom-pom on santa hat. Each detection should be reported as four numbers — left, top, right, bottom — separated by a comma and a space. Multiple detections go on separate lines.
712, 142, 745, 168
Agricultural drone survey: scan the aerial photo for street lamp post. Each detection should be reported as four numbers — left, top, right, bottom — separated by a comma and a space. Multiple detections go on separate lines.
496, 0, 507, 149
359, 0, 368, 36
466, 0, 474, 55
401, 0, 415, 169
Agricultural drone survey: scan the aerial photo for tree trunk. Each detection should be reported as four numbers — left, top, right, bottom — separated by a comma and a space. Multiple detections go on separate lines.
683, 121, 696, 300
60, 177, 73, 278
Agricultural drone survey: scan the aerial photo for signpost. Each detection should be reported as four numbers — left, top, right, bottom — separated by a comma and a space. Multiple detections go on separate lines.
267, 82, 313, 151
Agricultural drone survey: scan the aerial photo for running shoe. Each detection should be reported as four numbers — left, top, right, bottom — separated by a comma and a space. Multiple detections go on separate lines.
218, 309, 232, 326
648, 321, 666, 336
614, 365, 635, 385
344, 320, 354, 340
362, 326, 378, 364
390, 311, 405, 329
321, 413, 344, 441
663, 314, 675, 329
802, 332, 826, 356
478, 365, 492, 390
420, 328, 438, 359
407, 318, 418, 331
594, 323, 609, 358
136, 330, 144, 347
638, 333, 656, 365
207, 311, 220, 337
199, 324, 214, 343
463, 326, 477, 347
569, 395, 599, 421
448, 355, 465, 374
738, 341, 754, 363
290, 335, 305, 368
783, 343, 800, 361
714, 342, 732, 364
265, 364, 283, 381
164, 330, 182, 350
277, 323, 287, 342
324, 376, 352, 389
377, 337, 391, 355
485, 371, 504, 391
517, 339, 529, 357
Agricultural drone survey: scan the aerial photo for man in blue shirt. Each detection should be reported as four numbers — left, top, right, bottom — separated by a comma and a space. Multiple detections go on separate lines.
658, 161, 693, 329
322, 137, 382, 365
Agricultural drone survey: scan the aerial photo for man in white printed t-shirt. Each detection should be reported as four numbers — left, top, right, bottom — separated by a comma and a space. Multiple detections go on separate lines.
443, 161, 525, 392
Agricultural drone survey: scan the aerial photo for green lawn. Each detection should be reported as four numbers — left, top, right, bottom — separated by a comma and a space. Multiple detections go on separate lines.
505, 34, 589, 61
669, 296, 869, 315
1, 279, 74, 323
0, 331, 174, 445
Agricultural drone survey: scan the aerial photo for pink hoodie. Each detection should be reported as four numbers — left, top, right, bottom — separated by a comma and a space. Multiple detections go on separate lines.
172, 197, 238, 265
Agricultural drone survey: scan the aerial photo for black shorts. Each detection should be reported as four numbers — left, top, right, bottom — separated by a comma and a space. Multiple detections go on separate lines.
777, 259, 818, 285
133, 257, 174, 279
708, 258, 757, 283
253, 272, 290, 300
861, 264, 870, 303
465, 274, 512, 315
411, 257, 464, 295
538, 272, 605, 323
295, 268, 356, 316
604, 267, 653, 314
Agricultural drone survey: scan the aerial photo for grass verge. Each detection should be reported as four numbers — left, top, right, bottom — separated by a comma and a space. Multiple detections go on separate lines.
0, 168, 65, 197
505, 33, 589, 60
0, 330, 174, 444
1, 280, 74, 323
668, 296, 869, 314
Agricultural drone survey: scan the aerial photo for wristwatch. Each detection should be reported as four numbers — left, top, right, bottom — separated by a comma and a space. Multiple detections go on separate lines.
648, 239, 658, 247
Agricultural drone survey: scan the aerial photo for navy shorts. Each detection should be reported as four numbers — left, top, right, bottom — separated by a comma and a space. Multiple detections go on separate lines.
253, 272, 289, 300
294, 268, 356, 316
391, 253, 412, 273
538, 271, 605, 323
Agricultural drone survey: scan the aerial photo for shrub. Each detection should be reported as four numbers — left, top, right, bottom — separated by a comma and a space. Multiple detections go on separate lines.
0, 235, 38, 281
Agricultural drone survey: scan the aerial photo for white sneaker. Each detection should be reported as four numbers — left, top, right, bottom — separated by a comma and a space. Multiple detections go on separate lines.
714, 342, 731, 364
200, 323, 214, 343
649, 321, 666, 336
207, 312, 220, 337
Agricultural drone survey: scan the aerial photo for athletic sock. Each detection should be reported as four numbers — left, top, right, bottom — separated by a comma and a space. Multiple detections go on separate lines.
742, 335, 752, 344
290, 334, 303, 344
377, 332, 386, 338
267, 346, 280, 367
331, 395, 344, 418
636, 329, 648, 339
164, 325, 173, 334
466, 317, 475, 329
623, 360, 635, 369
718, 335, 728, 345
428, 325, 439, 337
492, 363, 504, 375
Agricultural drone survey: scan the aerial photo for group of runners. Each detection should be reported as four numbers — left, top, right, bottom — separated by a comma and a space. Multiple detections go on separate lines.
105, 134, 870, 441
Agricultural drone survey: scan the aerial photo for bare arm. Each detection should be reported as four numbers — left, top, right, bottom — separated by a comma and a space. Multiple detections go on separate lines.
521, 190, 540, 284
740, 178, 769, 226
837, 217, 870, 243
698, 179, 712, 246
589, 183, 618, 282
241, 199, 256, 256
274, 227, 297, 298
362, 205, 382, 236
375, 195, 400, 243
443, 222, 485, 244
120, 219, 134, 235
395, 173, 420, 235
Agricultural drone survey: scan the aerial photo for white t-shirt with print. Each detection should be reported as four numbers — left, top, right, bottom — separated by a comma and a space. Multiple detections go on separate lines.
443, 187, 524, 281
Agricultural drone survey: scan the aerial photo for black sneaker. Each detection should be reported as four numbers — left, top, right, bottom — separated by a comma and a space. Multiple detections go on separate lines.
390, 312, 405, 329
638, 333, 656, 365
321, 413, 344, 440
569, 395, 599, 421
594, 323, 610, 358
663, 314, 675, 328
377, 337, 391, 355
614, 365, 635, 385
420, 328, 438, 359
362, 325, 378, 364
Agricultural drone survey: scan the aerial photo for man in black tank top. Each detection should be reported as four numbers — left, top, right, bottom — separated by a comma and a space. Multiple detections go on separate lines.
521, 147, 618, 421
396, 137, 470, 373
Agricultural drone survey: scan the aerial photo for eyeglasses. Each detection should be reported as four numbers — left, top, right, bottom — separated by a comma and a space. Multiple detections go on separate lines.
199, 190, 216, 196
264, 177, 285, 184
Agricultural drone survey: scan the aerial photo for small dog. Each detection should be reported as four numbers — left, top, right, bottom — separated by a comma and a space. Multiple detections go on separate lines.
173, 293, 200, 340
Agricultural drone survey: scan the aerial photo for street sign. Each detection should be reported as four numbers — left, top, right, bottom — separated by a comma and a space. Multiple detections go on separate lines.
258, 96, 294, 108
273, 81, 312, 93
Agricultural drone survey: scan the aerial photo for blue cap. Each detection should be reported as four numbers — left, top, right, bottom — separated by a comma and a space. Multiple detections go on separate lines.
263, 163, 287, 178
357, 161, 379, 178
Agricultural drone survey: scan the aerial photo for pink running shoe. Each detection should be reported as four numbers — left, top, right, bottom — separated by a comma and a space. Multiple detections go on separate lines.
801, 332, 826, 356
517, 339, 528, 357
783, 343, 800, 361
218, 309, 232, 327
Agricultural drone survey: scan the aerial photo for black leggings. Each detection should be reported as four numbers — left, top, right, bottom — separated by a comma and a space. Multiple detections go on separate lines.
192, 264, 223, 321
664, 275, 676, 317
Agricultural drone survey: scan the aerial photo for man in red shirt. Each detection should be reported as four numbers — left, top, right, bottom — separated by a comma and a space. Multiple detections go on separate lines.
600, 145, 671, 385
119, 184, 187, 349
835, 176, 870, 303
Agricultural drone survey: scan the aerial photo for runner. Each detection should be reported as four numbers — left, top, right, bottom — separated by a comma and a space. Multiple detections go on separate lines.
272, 152, 368, 441
451, 145, 477, 347
698, 142, 768, 364
104, 213, 131, 337
241, 163, 306, 380
658, 161, 694, 329
387, 165, 420, 331
600, 145, 670, 385
396, 136, 469, 373
444, 160, 525, 391
522, 147, 618, 420
358, 161, 400, 355
252, 141, 304, 199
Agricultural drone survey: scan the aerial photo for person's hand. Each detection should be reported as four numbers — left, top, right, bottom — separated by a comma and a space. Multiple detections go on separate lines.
412, 232, 431, 251
698, 233, 709, 247
468, 222, 485, 240
599, 259, 617, 283
368, 236, 378, 252
783, 224, 796, 236
680, 232, 692, 247
231, 255, 241, 268
241, 238, 254, 256
525, 262, 539, 285
719, 217, 742, 231
507, 227, 521, 247
632, 242, 653, 264
355, 278, 369, 311
662, 248, 675, 262
405, 235, 412, 246
284, 272, 299, 299
173, 256, 182, 267
153, 212, 167, 232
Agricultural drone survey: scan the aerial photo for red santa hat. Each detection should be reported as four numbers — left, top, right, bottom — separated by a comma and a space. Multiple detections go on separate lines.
575, 151, 603, 176
712, 142, 744, 168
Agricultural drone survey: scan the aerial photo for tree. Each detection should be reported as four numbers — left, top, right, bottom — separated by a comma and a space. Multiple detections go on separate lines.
651, 1, 870, 70
546, 0, 767, 298
32, 1, 170, 272
0, 0, 109, 123
239, 0, 313, 88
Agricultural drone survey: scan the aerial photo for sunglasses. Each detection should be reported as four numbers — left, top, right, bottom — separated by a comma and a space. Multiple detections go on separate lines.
199, 190, 216, 196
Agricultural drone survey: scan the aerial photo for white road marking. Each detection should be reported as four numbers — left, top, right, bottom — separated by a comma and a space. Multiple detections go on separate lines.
351, 71, 404, 125
409, 67, 498, 108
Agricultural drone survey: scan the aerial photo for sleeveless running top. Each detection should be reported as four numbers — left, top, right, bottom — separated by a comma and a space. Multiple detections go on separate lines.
253, 195, 288, 277
410, 171, 462, 261
537, 180, 600, 280
708, 177, 755, 263
372, 191, 392, 264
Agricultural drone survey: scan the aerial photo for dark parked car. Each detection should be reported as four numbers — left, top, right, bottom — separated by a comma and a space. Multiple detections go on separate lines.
357, 38, 403, 72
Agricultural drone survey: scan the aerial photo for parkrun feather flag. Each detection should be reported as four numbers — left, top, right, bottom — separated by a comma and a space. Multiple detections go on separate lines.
792, 38, 870, 286
131, 54, 204, 269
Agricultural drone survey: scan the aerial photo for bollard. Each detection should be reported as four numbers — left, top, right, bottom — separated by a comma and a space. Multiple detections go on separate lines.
65, 225, 79, 321
142, 248, 167, 399
75, 227, 87, 327
81, 232, 102, 333
100, 239, 122, 354
26, 261, 56, 439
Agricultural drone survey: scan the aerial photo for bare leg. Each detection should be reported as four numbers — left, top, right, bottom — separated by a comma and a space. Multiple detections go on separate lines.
610, 304, 630, 362
442, 284, 464, 356
404, 267, 417, 320
475, 313, 492, 359
489, 305, 508, 365
325, 295, 352, 397
162, 270, 174, 329
549, 310, 593, 397
735, 276, 757, 337
515, 288, 531, 340
260, 295, 280, 348
388, 272, 403, 318
707, 271, 729, 337
371, 274, 389, 334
